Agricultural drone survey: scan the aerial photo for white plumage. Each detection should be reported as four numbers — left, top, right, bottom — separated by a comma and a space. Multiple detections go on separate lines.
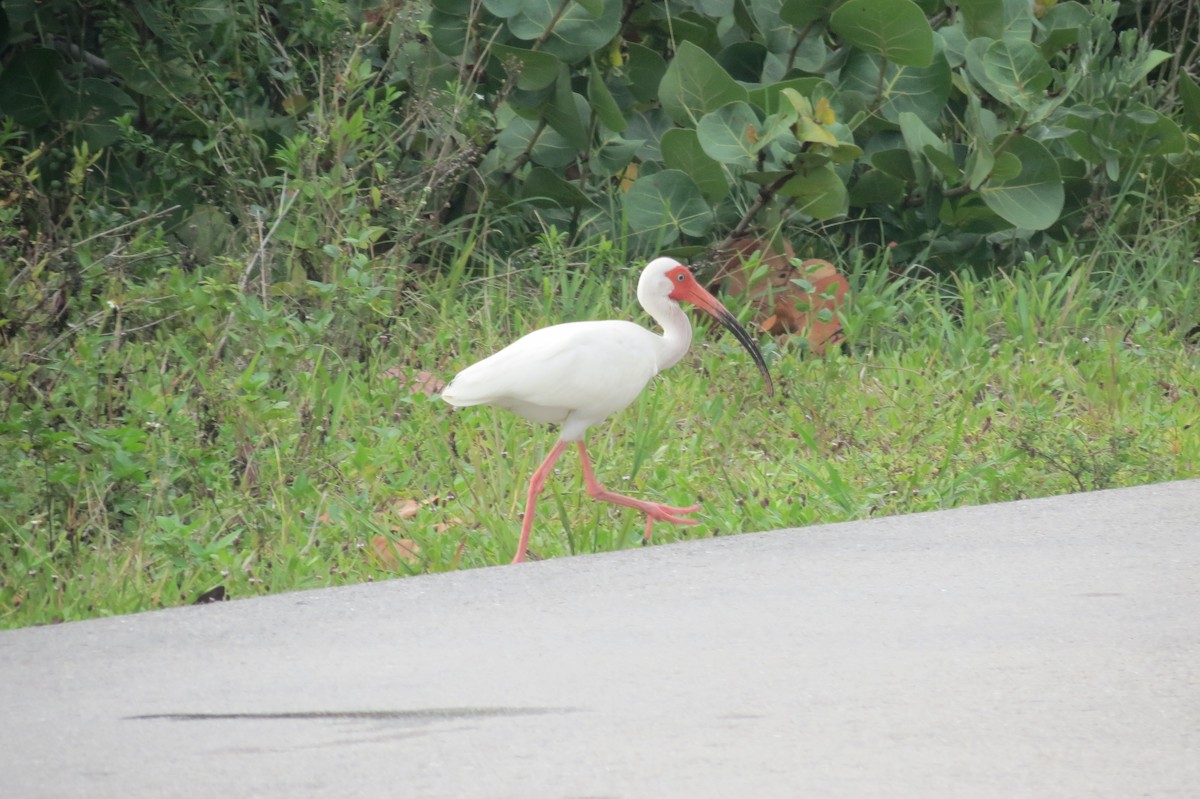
442, 320, 658, 435
443, 257, 700, 439
442, 256, 773, 563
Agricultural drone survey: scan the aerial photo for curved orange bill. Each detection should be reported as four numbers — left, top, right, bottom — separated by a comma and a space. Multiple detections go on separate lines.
672, 272, 775, 397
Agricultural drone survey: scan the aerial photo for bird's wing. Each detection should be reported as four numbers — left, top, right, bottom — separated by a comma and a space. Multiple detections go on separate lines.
442, 320, 660, 416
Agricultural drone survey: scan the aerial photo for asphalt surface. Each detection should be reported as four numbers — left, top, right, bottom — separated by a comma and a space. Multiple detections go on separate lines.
2, 479, 1198, 798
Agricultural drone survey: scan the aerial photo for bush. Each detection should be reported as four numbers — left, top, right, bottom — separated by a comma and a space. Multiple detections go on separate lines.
1, 0, 1196, 273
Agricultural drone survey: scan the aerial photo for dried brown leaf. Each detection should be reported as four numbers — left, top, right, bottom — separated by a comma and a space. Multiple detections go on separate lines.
433, 517, 464, 535
371, 535, 421, 569
712, 238, 849, 354
384, 367, 446, 396
382, 496, 440, 521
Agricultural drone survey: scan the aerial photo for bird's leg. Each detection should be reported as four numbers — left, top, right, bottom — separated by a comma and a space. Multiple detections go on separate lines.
514, 440, 570, 564
574, 441, 700, 543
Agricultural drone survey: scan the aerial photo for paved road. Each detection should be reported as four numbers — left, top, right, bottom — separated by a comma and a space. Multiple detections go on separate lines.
2, 480, 1198, 798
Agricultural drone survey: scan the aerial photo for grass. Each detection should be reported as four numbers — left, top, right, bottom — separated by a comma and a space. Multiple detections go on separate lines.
2, 231, 1198, 629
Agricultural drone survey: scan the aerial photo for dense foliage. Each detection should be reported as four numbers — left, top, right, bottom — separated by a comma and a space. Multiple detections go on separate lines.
0, 1, 1197, 626
1, 0, 1197, 266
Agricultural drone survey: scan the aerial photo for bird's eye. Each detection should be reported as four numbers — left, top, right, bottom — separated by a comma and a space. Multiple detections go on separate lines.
676, 273, 685, 281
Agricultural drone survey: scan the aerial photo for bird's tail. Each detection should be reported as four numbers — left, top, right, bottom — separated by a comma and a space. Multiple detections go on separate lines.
439, 380, 483, 408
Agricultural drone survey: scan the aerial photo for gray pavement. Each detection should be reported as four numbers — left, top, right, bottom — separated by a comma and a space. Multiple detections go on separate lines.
2, 479, 1198, 798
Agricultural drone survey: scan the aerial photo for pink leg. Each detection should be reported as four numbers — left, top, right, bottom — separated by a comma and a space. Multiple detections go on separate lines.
513, 440, 569, 564
574, 441, 700, 544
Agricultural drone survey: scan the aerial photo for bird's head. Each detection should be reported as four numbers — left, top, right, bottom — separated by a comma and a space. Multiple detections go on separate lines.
638, 257, 775, 397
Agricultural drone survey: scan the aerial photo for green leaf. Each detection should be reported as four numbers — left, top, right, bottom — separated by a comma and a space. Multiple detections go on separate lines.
544, 66, 588, 150
748, 78, 831, 115
659, 40, 749, 126
697, 102, 761, 167
133, 0, 180, 40
1130, 49, 1173, 84
1117, 107, 1185, 157
716, 41, 768, 83
1178, 71, 1200, 134
938, 197, 1009, 232
588, 63, 626, 132
491, 44, 562, 91
849, 169, 906, 205
427, 8, 475, 58
957, 0, 1001, 38
1037, 1, 1090, 57
180, 0, 231, 25
829, 0, 934, 67
0, 48, 65, 127
662, 128, 730, 201
1063, 104, 1186, 170
496, 114, 578, 167
990, 151, 1021, 181
626, 44, 667, 104
594, 137, 644, 174
963, 36, 1002, 99
748, 0, 803, 53
625, 108, 673, 161
694, 0, 735, 14
826, 127, 865, 163
978, 135, 1063, 230
788, 151, 834, 170
62, 78, 137, 148
938, 23, 970, 68
522, 167, 597, 208
505, 0, 622, 63
666, 15, 721, 53
898, 111, 941, 156
839, 51, 951, 125
923, 144, 960, 182
965, 145, 994, 190
508, 83, 556, 118
781, 0, 837, 26
872, 148, 917, 181
778, 164, 848, 219
978, 39, 1051, 109
899, 112, 958, 179
957, 0, 1033, 41
965, 91, 1001, 142
623, 169, 713, 244
174, 204, 235, 262
789, 31, 832, 74
759, 109, 797, 153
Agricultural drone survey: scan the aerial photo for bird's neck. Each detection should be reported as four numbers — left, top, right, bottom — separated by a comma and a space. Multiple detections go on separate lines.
651, 300, 693, 372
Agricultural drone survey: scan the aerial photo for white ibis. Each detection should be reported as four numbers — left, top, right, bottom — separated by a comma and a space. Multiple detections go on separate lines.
441, 257, 774, 563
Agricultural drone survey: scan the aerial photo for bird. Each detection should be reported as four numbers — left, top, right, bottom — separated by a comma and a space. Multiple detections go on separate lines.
441, 256, 774, 564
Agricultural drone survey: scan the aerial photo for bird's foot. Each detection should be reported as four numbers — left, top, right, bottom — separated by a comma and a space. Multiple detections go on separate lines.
640, 501, 700, 543
641, 500, 701, 525
586, 484, 699, 525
